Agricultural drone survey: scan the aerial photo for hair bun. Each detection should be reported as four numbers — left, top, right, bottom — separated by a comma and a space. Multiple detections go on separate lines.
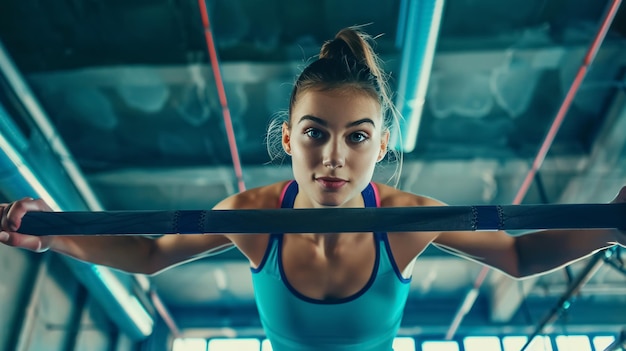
319, 28, 368, 64
318, 27, 383, 82
319, 39, 355, 61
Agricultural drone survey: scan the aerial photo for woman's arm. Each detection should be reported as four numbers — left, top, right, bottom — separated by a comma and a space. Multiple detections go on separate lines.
0, 198, 234, 275
433, 228, 619, 278
432, 186, 625, 278
50, 234, 234, 275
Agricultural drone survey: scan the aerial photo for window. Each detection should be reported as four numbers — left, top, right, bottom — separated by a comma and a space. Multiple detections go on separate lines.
173, 334, 615, 351
421, 340, 460, 351
502, 336, 553, 351
172, 338, 207, 351
464, 336, 501, 351
592, 336, 616, 351
208, 338, 260, 351
261, 339, 273, 351
393, 337, 416, 351
555, 335, 591, 351
260, 337, 415, 351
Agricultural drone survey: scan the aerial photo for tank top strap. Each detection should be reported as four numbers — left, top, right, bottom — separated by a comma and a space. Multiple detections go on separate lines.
250, 181, 297, 276
280, 180, 298, 208
363, 183, 391, 274
251, 234, 281, 276
362, 182, 380, 208
365, 183, 412, 283
375, 232, 412, 283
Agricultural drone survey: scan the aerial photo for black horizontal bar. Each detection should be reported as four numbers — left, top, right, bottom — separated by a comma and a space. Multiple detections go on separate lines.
16, 203, 626, 236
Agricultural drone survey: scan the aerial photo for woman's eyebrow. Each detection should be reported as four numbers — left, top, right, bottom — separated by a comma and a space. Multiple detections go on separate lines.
297, 115, 376, 128
346, 118, 376, 128
298, 115, 327, 126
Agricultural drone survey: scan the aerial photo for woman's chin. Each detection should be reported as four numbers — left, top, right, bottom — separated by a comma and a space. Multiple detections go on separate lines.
318, 201, 341, 208
315, 195, 347, 208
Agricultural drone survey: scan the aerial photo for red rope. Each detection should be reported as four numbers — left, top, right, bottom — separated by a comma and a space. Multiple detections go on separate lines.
445, 0, 623, 339
198, 0, 246, 192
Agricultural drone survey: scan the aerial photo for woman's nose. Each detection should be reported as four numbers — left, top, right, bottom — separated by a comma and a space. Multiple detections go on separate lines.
323, 141, 345, 169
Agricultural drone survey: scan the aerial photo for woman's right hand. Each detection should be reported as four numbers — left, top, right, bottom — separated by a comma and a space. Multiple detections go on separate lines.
611, 185, 626, 247
0, 198, 54, 252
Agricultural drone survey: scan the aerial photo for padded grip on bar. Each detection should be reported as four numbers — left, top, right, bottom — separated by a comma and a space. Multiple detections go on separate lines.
174, 210, 207, 234
473, 206, 503, 231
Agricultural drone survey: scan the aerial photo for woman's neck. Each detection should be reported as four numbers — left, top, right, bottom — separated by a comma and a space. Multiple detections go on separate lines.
292, 192, 365, 209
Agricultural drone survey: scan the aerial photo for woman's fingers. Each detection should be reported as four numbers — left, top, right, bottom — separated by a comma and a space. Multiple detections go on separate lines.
0, 198, 53, 252
612, 186, 626, 245
0, 231, 46, 251
2, 198, 51, 232
0, 202, 15, 232
609, 186, 626, 204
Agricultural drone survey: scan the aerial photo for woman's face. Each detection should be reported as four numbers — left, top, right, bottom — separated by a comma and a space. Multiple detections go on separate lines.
283, 88, 388, 208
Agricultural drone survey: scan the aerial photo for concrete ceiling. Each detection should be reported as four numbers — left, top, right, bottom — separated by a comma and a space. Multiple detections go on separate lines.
0, 0, 625, 339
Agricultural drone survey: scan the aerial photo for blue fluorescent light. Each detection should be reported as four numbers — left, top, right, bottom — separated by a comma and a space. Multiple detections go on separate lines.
394, 0, 445, 153
92, 265, 154, 336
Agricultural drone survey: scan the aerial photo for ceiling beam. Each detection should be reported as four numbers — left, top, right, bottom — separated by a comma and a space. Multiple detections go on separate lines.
27, 44, 624, 87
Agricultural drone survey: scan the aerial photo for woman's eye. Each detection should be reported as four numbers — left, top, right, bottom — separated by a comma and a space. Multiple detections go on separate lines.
305, 128, 323, 139
350, 132, 368, 143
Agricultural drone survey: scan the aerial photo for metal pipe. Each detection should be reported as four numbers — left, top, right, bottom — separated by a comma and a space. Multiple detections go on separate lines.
602, 257, 626, 277
14, 255, 49, 351
444, 0, 623, 339
150, 290, 182, 339
519, 248, 613, 351
62, 283, 88, 351
197, 0, 246, 193
444, 269, 488, 338
602, 329, 626, 351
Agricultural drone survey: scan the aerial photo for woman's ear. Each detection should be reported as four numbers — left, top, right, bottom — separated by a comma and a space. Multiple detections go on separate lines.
282, 122, 292, 155
377, 130, 389, 162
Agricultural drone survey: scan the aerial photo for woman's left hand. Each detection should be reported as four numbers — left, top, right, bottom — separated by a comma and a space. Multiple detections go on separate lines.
611, 185, 626, 246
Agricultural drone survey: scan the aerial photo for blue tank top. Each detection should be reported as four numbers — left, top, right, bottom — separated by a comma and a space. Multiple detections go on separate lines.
251, 181, 412, 351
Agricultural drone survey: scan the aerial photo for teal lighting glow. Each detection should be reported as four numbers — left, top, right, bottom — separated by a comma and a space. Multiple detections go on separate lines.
393, 0, 445, 152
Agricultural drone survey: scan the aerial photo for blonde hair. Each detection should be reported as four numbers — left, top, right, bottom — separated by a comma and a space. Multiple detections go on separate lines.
266, 26, 403, 186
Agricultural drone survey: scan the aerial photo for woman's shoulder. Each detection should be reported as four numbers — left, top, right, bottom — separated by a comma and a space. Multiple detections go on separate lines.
372, 182, 445, 208
214, 181, 292, 210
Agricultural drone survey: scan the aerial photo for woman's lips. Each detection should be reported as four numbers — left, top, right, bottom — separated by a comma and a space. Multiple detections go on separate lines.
316, 177, 347, 190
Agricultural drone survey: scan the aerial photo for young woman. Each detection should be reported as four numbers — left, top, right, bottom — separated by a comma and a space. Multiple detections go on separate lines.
1, 27, 625, 351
